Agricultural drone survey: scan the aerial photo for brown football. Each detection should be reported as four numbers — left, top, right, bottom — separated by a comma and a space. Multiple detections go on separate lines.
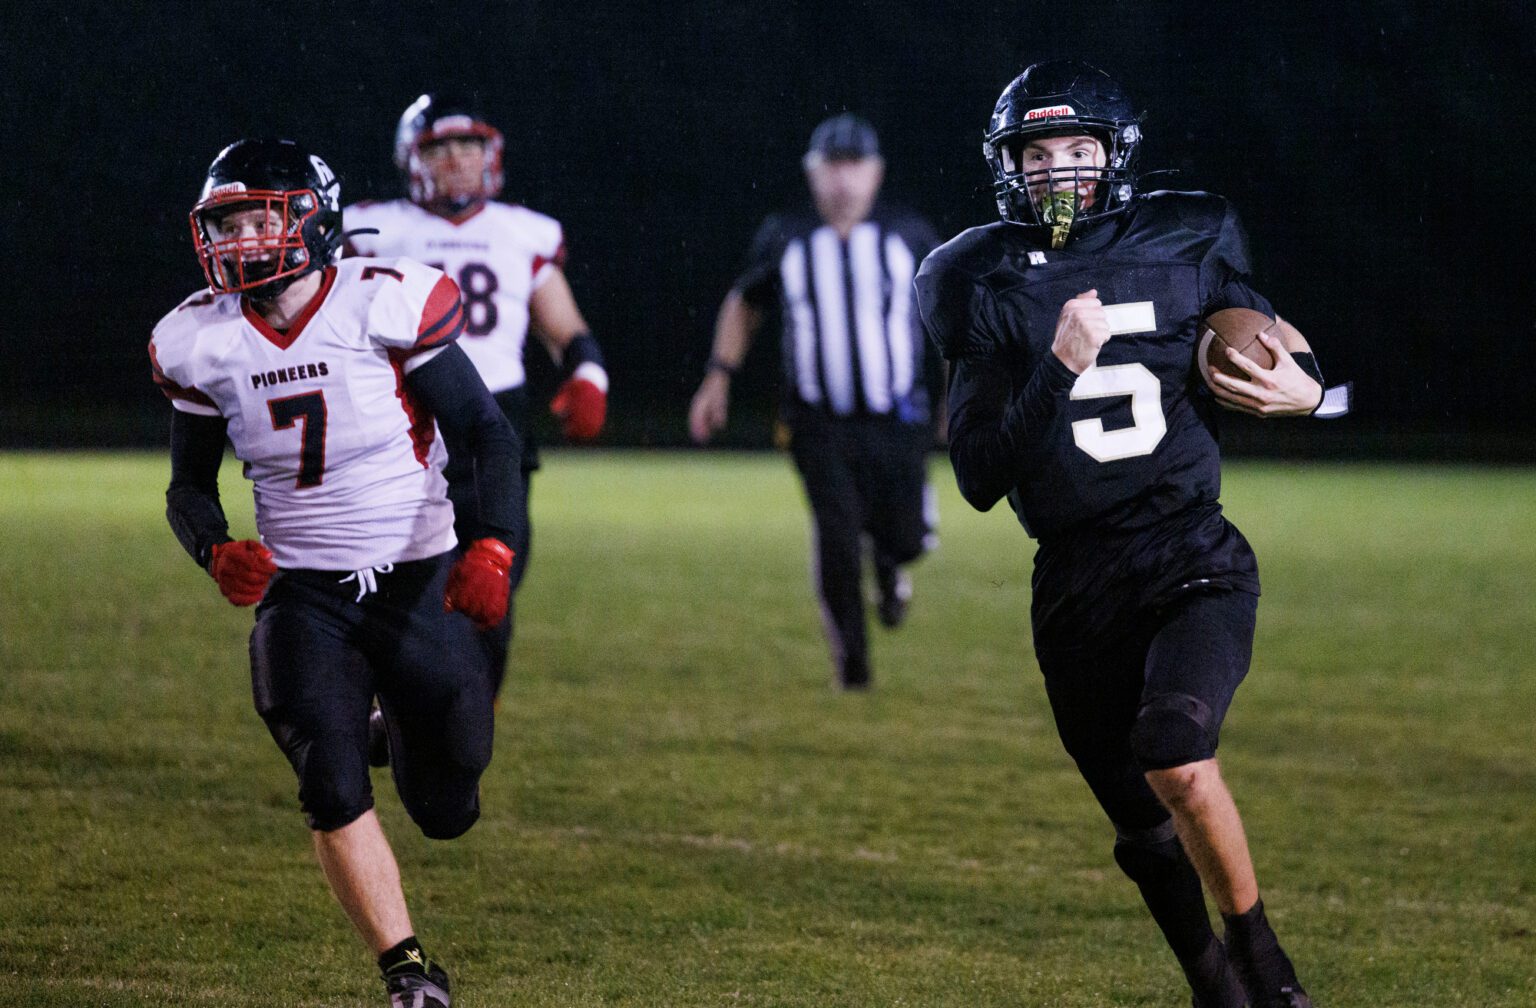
1196, 307, 1279, 389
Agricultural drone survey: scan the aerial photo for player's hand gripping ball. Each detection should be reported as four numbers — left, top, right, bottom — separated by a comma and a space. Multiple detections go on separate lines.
1196, 307, 1280, 392
208, 539, 277, 606
443, 537, 514, 630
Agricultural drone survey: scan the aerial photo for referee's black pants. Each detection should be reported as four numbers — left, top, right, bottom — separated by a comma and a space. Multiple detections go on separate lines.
788, 409, 930, 684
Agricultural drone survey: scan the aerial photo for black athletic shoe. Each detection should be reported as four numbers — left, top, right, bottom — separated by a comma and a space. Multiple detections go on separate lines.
875, 567, 912, 628
368, 705, 391, 768
383, 961, 451, 1008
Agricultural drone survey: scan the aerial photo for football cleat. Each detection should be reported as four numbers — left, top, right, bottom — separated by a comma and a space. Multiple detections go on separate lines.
383, 961, 451, 1008
1228, 940, 1311, 1008
1269, 987, 1311, 1008
875, 566, 912, 629
1188, 936, 1249, 1008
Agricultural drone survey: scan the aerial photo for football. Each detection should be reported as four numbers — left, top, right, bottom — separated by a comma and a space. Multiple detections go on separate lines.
1196, 307, 1279, 390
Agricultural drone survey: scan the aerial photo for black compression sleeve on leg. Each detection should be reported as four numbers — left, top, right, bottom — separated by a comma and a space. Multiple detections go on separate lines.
1115, 821, 1246, 1005
166, 409, 233, 569
1113, 820, 1218, 961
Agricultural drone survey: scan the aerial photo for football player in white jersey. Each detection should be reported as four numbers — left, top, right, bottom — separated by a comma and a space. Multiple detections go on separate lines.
150, 138, 524, 1008
345, 93, 609, 696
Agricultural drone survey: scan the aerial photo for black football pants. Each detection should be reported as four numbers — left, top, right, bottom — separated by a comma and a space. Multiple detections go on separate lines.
249, 551, 495, 837
789, 412, 930, 681
1035, 586, 1258, 831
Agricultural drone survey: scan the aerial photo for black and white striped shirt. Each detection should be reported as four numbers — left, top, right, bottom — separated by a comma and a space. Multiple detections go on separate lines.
737, 204, 940, 422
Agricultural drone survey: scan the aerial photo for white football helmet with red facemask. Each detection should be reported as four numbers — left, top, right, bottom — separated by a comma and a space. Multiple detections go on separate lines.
394, 93, 505, 215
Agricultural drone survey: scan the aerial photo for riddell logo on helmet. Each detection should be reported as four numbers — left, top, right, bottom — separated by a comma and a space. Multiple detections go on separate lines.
1025, 105, 1075, 120
209, 182, 248, 196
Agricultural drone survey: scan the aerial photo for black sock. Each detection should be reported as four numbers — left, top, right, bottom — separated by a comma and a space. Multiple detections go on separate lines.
378, 935, 428, 976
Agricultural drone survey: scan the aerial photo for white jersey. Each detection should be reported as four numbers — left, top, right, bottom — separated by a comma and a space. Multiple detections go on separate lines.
150, 258, 467, 570
343, 199, 564, 393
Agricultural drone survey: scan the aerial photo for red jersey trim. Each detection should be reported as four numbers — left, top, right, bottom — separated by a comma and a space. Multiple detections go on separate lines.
416, 274, 466, 347
388, 350, 436, 468
242, 267, 338, 350
148, 341, 218, 409
531, 240, 568, 279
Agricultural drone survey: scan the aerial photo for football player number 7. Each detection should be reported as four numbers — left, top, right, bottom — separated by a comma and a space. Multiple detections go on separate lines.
269, 391, 327, 488
1069, 301, 1167, 463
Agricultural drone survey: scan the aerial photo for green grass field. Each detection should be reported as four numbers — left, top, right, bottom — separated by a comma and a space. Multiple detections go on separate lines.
2, 450, 1533, 1007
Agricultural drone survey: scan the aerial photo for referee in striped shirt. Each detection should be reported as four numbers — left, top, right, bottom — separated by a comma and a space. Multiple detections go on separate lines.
689, 114, 941, 690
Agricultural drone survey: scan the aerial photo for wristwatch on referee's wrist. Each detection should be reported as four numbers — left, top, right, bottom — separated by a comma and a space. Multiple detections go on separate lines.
706, 356, 739, 377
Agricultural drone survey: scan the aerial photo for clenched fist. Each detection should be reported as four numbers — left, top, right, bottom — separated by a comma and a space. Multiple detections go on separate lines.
1052, 288, 1111, 374
443, 537, 514, 630
209, 539, 277, 606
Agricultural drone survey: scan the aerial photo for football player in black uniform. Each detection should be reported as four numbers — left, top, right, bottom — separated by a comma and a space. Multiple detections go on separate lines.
917, 62, 1342, 1007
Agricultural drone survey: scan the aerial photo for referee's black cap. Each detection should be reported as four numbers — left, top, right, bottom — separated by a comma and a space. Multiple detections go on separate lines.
806, 114, 880, 161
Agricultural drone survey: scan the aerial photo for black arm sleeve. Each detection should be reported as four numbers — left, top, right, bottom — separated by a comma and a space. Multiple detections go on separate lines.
166, 409, 233, 570
917, 254, 1075, 512
404, 343, 527, 549
945, 351, 1077, 512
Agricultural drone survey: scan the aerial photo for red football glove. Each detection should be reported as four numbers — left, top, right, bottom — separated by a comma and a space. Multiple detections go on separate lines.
443, 537, 514, 630
208, 539, 277, 607
551, 365, 607, 441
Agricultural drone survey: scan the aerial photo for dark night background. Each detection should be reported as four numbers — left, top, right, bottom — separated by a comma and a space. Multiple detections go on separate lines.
3, 2, 1533, 458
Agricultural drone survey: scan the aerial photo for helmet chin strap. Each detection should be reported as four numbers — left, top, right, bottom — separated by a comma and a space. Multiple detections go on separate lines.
1040, 191, 1077, 249
427, 191, 485, 218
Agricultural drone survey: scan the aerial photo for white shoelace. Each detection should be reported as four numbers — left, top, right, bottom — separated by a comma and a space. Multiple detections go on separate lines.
339, 563, 395, 602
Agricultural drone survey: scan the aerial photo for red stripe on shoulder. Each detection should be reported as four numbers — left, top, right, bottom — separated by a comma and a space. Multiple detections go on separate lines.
531, 240, 568, 279
148, 341, 217, 408
417, 273, 463, 344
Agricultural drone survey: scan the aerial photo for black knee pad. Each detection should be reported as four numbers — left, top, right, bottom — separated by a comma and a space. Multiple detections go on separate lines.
412, 801, 480, 841
1129, 692, 1217, 771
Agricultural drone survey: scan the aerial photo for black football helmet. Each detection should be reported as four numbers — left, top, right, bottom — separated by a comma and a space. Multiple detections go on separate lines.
189, 139, 343, 296
394, 93, 504, 213
983, 61, 1142, 240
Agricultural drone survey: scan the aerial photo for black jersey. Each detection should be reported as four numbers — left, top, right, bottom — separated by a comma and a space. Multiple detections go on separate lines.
736, 203, 940, 422
916, 191, 1266, 648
